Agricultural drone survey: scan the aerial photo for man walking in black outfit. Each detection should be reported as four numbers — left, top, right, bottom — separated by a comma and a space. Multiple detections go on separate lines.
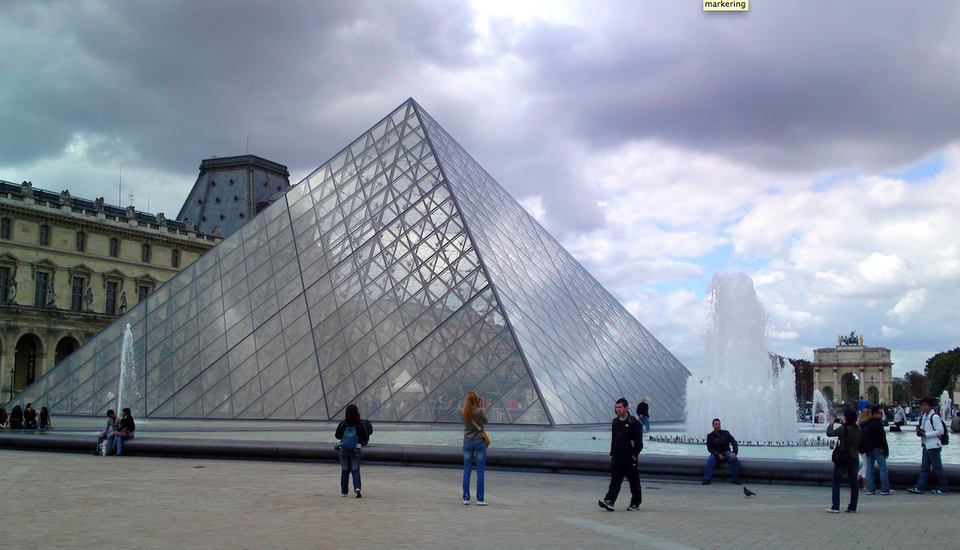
636, 397, 650, 432
599, 398, 643, 512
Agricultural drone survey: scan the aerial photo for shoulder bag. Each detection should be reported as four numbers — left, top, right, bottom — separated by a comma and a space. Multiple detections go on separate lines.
831, 425, 850, 467
472, 420, 491, 448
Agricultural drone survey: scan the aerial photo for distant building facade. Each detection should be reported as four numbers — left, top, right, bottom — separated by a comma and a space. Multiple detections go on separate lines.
177, 155, 291, 238
813, 332, 893, 405
0, 180, 220, 400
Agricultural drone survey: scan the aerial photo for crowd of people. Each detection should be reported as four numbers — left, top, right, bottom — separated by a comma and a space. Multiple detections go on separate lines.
826, 396, 951, 512
809, 399, 959, 427
0, 403, 52, 431
4, 391, 953, 510
598, 394, 953, 513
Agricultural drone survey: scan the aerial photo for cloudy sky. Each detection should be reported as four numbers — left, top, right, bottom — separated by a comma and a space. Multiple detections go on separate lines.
3, 1, 959, 377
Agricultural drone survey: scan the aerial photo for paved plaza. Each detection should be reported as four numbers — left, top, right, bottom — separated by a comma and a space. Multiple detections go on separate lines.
1, 449, 957, 549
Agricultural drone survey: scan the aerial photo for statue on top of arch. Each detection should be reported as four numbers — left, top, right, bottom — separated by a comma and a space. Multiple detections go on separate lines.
838, 331, 863, 346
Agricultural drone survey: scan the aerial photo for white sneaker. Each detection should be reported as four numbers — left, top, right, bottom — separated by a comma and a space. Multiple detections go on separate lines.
463, 499, 471, 505
477, 501, 487, 506
341, 493, 347, 497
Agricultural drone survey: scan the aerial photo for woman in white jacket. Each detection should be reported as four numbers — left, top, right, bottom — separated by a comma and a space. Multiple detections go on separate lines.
906, 397, 949, 495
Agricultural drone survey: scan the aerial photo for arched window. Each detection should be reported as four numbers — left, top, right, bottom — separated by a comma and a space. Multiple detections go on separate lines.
109, 237, 120, 258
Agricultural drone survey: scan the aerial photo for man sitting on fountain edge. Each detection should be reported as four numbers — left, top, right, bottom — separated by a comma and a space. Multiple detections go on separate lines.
702, 418, 741, 485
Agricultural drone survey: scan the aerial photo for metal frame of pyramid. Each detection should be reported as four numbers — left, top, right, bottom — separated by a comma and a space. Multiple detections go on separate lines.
3, 99, 690, 425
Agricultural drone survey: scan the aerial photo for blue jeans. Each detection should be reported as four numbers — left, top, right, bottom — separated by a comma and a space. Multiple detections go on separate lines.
864, 448, 890, 493
339, 449, 361, 494
914, 447, 948, 493
640, 417, 650, 432
463, 439, 487, 502
704, 452, 740, 482
831, 458, 859, 511
114, 432, 134, 455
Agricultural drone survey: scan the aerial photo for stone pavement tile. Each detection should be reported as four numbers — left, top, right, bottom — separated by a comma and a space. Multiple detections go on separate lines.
0, 450, 957, 550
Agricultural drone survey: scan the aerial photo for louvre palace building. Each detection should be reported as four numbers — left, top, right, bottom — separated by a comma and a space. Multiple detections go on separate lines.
0, 156, 290, 402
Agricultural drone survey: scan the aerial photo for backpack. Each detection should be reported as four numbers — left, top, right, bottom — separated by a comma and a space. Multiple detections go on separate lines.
932, 414, 949, 446
340, 425, 359, 453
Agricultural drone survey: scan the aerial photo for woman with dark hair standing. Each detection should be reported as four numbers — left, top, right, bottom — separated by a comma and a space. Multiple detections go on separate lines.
335, 404, 369, 498
9, 405, 24, 429
827, 408, 861, 513
462, 391, 488, 506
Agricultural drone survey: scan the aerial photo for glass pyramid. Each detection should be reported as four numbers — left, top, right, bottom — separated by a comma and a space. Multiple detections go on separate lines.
3, 99, 690, 425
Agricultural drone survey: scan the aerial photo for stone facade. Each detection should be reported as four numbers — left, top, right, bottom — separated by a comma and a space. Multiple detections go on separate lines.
0, 180, 220, 401
813, 344, 893, 405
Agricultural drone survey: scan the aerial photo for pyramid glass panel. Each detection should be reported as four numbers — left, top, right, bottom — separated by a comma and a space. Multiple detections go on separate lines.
4, 99, 688, 424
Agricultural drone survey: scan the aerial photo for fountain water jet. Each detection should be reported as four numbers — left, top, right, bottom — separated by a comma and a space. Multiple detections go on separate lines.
115, 323, 142, 417
685, 273, 798, 443
812, 389, 831, 426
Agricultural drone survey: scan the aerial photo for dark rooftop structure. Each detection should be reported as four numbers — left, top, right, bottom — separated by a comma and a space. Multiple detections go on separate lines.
177, 155, 291, 238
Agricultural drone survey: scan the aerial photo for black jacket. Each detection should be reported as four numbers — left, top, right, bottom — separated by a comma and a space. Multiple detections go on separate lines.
335, 420, 370, 446
858, 417, 888, 455
610, 415, 643, 462
706, 430, 739, 455
119, 415, 136, 433
636, 402, 649, 418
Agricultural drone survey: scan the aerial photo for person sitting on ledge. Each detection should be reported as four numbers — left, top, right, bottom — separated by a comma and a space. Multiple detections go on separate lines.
702, 418, 741, 485
9, 405, 24, 429
0, 407, 7, 429
23, 403, 38, 429
98, 409, 119, 455
38, 407, 52, 431
113, 408, 136, 456
892, 402, 907, 432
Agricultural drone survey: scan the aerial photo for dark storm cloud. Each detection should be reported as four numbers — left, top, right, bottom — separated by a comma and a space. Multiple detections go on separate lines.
0, 0, 477, 174
3, 1, 959, 233
502, 2, 960, 172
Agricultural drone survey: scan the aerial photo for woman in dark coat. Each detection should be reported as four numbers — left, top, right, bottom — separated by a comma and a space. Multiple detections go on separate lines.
38, 407, 52, 431
9, 405, 24, 429
827, 408, 862, 513
23, 403, 38, 429
335, 404, 369, 498
113, 408, 136, 455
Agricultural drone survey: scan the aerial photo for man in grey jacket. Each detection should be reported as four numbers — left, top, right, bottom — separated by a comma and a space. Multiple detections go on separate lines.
97, 409, 119, 456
